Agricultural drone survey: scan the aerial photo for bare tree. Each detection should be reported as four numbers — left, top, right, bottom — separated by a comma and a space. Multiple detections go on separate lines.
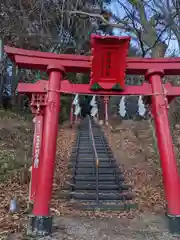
0, 0, 109, 51
0, 0, 112, 113
152, 0, 180, 51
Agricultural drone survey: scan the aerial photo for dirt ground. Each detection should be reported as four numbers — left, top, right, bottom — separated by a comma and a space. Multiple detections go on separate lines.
41, 214, 180, 240
0, 111, 179, 239
9, 214, 179, 240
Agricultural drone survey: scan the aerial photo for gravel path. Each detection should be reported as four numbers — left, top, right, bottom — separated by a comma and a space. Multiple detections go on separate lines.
32, 213, 179, 240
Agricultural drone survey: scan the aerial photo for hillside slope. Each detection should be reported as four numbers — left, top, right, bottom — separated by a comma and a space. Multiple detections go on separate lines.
0, 110, 76, 238
104, 119, 165, 215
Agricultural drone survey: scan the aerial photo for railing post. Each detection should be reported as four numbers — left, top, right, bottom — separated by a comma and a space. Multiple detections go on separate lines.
28, 64, 64, 237
70, 100, 74, 127
104, 96, 109, 125
146, 69, 180, 234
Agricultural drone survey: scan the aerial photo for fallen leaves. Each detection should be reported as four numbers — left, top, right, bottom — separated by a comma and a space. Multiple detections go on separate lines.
0, 123, 76, 236
104, 120, 166, 216
0, 179, 28, 236
51, 127, 76, 214
0, 115, 175, 237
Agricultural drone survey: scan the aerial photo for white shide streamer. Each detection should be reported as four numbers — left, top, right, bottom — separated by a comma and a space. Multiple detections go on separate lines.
73, 94, 81, 116
119, 96, 126, 117
90, 95, 98, 117
119, 96, 146, 118
138, 96, 146, 117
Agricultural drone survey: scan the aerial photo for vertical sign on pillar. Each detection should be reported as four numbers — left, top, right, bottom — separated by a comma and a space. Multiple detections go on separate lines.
30, 114, 43, 202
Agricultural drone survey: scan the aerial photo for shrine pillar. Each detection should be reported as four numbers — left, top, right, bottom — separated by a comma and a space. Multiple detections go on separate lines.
70, 99, 74, 127
28, 65, 64, 236
146, 70, 180, 233
104, 96, 109, 125
75, 114, 78, 123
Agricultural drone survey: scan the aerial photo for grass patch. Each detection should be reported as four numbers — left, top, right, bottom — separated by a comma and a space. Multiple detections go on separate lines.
0, 110, 33, 181
0, 109, 32, 122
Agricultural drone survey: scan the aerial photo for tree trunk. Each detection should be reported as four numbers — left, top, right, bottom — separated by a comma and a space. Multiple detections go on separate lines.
11, 64, 19, 107
151, 42, 167, 58
0, 39, 4, 105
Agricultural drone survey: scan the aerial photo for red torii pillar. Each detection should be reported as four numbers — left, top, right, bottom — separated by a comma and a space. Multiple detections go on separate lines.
146, 70, 180, 232
28, 65, 64, 236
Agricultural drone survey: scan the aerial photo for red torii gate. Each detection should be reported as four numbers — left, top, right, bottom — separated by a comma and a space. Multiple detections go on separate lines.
4, 34, 180, 236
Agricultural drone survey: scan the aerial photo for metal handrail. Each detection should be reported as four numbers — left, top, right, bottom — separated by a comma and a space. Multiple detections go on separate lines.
88, 117, 99, 163
88, 116, 99, 205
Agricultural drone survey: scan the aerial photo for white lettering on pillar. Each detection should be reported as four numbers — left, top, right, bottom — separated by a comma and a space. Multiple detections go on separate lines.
34, 120, 41, 168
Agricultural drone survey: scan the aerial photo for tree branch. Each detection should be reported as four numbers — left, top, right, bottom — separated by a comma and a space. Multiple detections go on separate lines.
69, 10, 133, 31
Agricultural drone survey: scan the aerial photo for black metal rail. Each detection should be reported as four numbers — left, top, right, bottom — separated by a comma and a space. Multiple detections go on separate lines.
63, 116, 136, 211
